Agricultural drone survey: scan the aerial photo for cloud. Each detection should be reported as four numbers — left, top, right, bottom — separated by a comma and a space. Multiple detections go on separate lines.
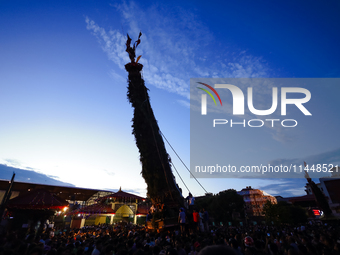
269, 147, 340, 167
257, 179, 307, 197
270, 126, 297, 143
109, 70, 126, 85
177, 100, 190, 109
2, 158, 24, 168
85, 17, 129, 69
223, 54, 269, 78
102, 169, 115, 177
85, 1, 270, 101
269, 147, 340, 178
0, 164, 75, 187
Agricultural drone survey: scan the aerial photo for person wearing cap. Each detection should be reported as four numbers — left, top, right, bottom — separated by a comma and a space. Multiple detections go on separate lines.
244, 236, 260, 255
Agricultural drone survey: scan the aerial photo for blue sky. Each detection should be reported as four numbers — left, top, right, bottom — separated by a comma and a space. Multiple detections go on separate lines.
0, 0, 339, 198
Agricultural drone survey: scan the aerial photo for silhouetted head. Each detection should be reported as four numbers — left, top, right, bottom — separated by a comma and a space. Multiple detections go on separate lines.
198, 245, 237, 255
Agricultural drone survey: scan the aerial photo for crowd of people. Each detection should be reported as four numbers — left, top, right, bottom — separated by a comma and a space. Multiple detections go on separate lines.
0, 194, 339, 255
0, 218, 339, 255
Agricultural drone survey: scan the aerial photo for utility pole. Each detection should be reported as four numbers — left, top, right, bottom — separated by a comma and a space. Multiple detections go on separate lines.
0, 172, 15, 224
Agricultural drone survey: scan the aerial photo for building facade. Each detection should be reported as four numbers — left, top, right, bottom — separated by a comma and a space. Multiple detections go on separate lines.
237, 186, 277, 217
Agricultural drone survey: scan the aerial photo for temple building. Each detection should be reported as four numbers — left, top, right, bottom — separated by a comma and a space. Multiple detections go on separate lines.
68, 187, 149, 228
237, 186, 277, 218
0, 180, 149, 229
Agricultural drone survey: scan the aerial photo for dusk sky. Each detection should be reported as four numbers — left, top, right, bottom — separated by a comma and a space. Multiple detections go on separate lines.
1, 0, 339, 198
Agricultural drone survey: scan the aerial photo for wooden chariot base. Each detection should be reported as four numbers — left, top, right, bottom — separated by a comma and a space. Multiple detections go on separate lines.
146, 217, 179, 230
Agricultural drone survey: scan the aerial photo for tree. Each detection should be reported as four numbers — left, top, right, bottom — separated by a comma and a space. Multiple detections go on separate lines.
196, 189, 244, 223
263, 200, 279, 224
263, 201, 307, 225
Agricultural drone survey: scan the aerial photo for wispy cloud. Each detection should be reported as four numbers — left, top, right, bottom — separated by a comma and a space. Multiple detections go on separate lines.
0, 164, 75, 187
177, 99, 190, 109
257, 179, 307, 197
85, 17, 129, 69
85, 1, 269, 100
102, 169, 115, 177
270, 126, 297, 143
2, 158, 23, 168
269, 147, 340, 178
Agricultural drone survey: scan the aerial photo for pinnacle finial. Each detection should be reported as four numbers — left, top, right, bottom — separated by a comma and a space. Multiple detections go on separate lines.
126, 32, 142, 63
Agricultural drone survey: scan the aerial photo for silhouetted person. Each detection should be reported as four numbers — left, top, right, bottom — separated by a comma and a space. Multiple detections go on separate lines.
198, 245, 237, 255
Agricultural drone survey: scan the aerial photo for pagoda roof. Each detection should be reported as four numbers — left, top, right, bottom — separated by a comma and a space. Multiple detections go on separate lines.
98, 187, 145, 202
0, 179, 109, 202
7, 188, 68, 210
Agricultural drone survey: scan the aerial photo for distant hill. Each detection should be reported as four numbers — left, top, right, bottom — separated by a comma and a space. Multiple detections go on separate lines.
0, 164, 74, 187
